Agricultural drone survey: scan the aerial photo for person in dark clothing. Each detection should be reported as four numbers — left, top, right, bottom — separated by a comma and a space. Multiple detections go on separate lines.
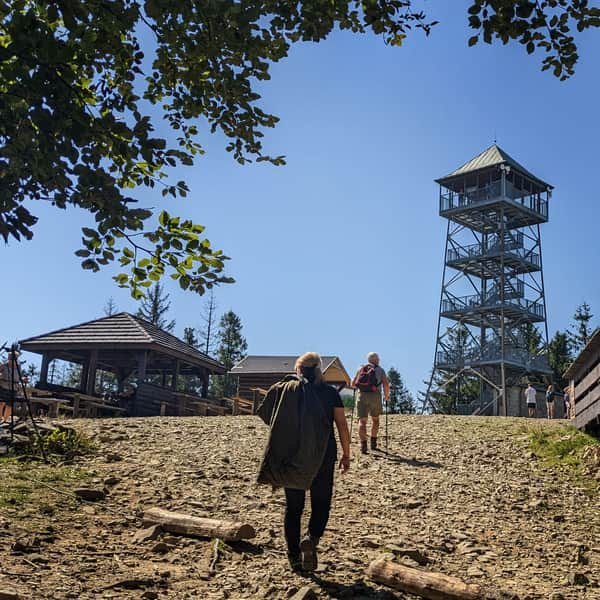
259, 351, 350, 573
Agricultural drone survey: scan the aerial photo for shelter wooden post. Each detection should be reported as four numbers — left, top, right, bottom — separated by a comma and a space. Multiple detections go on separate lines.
85, 349, 98, 396
39, 353, 52, 388
201, 369, 209, 398
137, 351, 147, 382
171, 360, 180, 390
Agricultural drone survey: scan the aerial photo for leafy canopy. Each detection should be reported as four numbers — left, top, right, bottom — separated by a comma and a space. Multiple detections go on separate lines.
1, 1, 598, 297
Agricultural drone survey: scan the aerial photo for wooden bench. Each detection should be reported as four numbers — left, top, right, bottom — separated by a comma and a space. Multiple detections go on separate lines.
29, 397, 71, 418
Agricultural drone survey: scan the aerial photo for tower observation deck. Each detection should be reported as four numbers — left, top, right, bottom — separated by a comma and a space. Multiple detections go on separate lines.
425, 145, 552, 416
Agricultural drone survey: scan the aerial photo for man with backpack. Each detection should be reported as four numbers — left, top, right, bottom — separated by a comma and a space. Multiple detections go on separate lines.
351, 352, 390, 454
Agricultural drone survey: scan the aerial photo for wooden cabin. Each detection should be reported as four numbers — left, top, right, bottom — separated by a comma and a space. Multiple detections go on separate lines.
230, 355, 351, 411
564, 329, 600, 433
19, 313, 226, 417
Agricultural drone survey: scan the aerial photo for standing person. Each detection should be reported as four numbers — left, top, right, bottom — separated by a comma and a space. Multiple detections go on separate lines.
563, 388, 571, 419
545, 384, 555, 419
256, 352, 350, 573
525, 382, 537, 418
352, 352, 390, 454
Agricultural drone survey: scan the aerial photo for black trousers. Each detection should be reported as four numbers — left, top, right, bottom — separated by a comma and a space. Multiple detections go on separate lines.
284, 447, 336, 556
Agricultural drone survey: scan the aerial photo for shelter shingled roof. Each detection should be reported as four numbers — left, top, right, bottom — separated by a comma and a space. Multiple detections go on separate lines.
436, 144, 552, 189
20, 312, 226, 373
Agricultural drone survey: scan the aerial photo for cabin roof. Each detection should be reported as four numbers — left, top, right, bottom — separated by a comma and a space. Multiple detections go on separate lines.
230, 355, 351, 385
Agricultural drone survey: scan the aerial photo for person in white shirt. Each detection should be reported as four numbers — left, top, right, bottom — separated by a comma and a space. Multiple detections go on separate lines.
525, 383, 537, 418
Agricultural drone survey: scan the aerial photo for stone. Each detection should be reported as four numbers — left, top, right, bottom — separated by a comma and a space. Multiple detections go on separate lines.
289, 586, 317, 600
0, 590, 20, 600
151, 542, 170, 554
133, 525, 162, 544
74, 488, 106, 501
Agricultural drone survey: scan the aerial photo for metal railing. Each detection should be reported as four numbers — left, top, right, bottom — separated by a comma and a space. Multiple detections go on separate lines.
440, 180, 548, 218
441, 293, 544, 318
437, 345, 549, 370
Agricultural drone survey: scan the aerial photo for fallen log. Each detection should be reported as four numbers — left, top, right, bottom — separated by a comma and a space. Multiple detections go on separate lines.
367, 558, 486, 600
143, 508, 255, 542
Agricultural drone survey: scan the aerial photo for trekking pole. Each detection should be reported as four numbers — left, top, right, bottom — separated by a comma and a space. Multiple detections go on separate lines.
349, 388, 356, 443
385, 397, 389, 454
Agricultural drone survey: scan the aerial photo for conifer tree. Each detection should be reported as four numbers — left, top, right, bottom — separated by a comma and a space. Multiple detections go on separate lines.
212, 311, 248, 398
387, 367, 415, 414
136, 282, 176, 332
183, 327, 199, 348
569, 302, 594, 354
548, 331, 572, 389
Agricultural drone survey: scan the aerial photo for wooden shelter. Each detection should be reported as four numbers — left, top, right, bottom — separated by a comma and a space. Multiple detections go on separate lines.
19, 313, 226, 417
564, 329, 600, 432
230, 355, 351, 408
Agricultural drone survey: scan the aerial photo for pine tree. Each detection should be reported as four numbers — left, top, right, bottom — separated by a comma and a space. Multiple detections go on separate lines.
387, 367, 415, 414
569, 302, 594, 354
548, 331, 572, 389
183, 327, 199, 348
198, 290, 218, 356
213, 311, 248, 398
524, 322, 543, 355
136, 282, 176, 332
103, 297, 118, 316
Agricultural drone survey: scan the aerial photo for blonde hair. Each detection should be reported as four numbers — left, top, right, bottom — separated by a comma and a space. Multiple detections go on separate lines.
367, 352, 379, 365
295, 352, 323, 384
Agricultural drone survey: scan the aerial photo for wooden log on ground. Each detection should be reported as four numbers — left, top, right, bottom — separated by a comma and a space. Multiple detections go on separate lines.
367, 558, 485, 600
143, 507, 255, 542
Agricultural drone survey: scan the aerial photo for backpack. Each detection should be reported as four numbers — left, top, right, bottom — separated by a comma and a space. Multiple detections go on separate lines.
355, 364, 378, 392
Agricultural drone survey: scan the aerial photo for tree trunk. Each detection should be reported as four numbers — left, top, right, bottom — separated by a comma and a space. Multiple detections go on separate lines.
143, 508, 255, 542
367, 559, 484, 600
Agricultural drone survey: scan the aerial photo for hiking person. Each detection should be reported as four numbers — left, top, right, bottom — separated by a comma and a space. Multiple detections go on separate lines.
525, 383, 537, 418
351, 352, 390, 454
256, 352, 350, 573
545, 384, 555, 419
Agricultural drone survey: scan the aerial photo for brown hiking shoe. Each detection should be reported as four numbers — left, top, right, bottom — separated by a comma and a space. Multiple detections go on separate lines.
360, 440, 368, 454
370, 437, 377, 451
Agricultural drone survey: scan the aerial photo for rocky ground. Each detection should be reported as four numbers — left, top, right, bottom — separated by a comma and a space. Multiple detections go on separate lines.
0, 415, 599, 600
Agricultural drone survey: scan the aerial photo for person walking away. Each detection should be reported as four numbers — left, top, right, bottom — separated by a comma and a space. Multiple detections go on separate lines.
256, 352, 350, 573
545, 384, 555, 419
352, 352, 390, 454
525, 383, 537, 418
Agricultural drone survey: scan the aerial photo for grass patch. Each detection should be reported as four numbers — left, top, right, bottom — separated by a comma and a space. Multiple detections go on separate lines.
527, 424, 599, 469
28, 427, 96, 461
0, 456, 91, 516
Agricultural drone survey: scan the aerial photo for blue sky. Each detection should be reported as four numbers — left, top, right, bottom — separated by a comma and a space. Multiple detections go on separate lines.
2, 5, 599, 399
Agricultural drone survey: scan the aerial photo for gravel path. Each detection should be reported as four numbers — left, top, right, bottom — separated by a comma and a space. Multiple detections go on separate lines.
1, 415, 598, 599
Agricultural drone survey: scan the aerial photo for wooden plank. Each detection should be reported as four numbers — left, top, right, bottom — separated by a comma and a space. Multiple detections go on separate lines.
574, 362, 600, 398
573, 383, 600, 418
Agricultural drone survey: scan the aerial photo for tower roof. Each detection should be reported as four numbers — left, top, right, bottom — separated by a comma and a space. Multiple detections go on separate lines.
436, 144, 552, 189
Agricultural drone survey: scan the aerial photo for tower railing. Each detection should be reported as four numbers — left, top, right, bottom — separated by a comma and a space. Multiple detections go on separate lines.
447, 243, 540, 268
436, 344, 549, 371
441, 293, 544, 318
440, 181, 548, 218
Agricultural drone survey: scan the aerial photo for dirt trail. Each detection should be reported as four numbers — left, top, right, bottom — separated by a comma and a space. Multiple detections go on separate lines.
1, 415, 598, 599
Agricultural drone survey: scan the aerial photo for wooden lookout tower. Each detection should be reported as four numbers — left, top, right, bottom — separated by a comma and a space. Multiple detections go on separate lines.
425, 145, 552, 416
